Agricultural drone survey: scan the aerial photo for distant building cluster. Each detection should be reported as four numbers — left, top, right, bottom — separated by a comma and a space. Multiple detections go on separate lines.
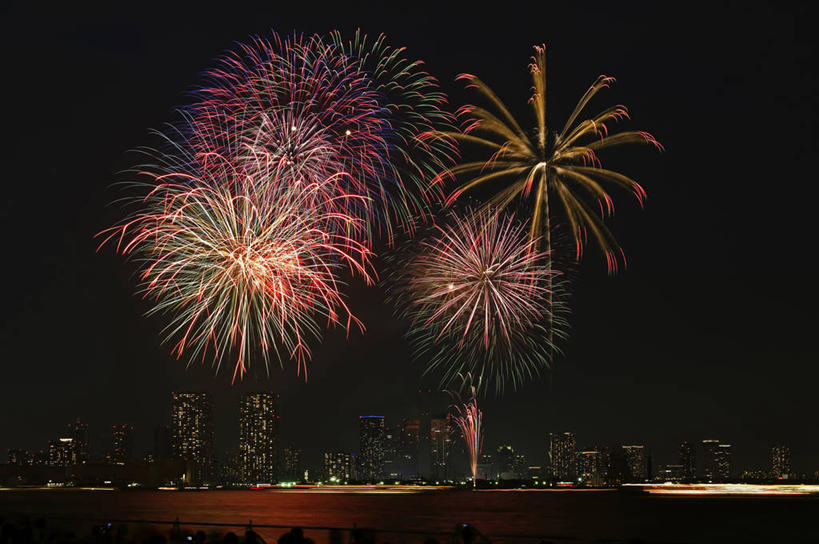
1, 394, 809, 488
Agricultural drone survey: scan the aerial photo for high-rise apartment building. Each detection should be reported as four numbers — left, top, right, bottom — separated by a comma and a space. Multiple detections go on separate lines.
701, 439, 731, 482
171, 392, 215, 485
770, 445, 791, 480
68, 418, 89, 464
397, 418, 421, 479
110, 424, 133, 464
323, 452, 352, 481
238, 392, 278, 484
359, 415, 385, 481
716, 443, 732, 481
548, 432, 576, 481
577, 449, 606, 486
621, 445, 649, 482
430, 416, 451, 480
495, 445, 516, 479
679, 441, 695, 480
279, 447, 302, 482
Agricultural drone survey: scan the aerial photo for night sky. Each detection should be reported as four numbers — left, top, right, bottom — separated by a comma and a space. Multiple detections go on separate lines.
2, 2, 817, 474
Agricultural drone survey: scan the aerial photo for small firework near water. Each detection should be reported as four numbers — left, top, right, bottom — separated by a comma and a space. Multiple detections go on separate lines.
450, 375, 484, 489
390, 208, 564, 394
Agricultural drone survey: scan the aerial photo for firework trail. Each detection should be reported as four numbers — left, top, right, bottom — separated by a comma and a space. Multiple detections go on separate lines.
450, 377, 483, 489
389, 208, 567, 394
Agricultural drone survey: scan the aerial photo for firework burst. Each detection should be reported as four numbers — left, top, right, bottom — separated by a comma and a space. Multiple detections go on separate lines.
102, 30, 456, 381
99, 151, 373, 382
390, 208, 565, 394
437, 45, 661, 272
189, 31, 457, 243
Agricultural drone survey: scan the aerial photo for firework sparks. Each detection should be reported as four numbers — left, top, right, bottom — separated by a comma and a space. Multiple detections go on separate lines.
99, 151, 373, 382
102, 30, 456, 381
436, 45, 662, 273
390, 208, 565, 394
451, 380, 483, 489
190, 31, 457, 243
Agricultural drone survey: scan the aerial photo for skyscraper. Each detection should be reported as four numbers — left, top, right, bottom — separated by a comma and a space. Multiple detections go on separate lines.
171, 392, 215, 485
716, 444, 732, 481
279, 447, 302, 482
429, 416, 451, 480
701, 439, 731, 482
397, 418, 421, 479
770, 445, 791, 480
359, 415, 385, 481
383, 424, 399, 479
577, 450, 606, 487
679, 441, 695, 480
323, 452, 352, 481
495, 445, 516, 479
68, 418, 89, 464
110, 424, 133, 464
621, 445, 649, 482
548, 432, 576, 481
238, 392, 278, 484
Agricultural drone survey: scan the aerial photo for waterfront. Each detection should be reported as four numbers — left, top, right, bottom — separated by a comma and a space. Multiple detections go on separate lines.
1, 488, 817, 543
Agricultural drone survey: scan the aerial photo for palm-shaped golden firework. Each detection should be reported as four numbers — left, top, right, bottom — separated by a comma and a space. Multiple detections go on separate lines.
438, 45, 662, 273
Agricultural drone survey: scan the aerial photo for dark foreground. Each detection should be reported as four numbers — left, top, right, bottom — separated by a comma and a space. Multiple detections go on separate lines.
1, 488, 817, 543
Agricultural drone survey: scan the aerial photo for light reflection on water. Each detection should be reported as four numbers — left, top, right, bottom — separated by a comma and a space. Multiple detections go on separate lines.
1, 488, 817, 543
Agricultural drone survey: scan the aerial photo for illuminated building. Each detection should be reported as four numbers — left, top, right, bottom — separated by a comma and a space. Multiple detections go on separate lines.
622, 445, 649, 482
383, 424, 399, 478
48, 438, 75, 467
679, 441, 695, 480
430, 416, 451, 480
238, 392, 278, 484
577, 450, 606, 486
716, 444, 732, 481
770, 445, 791, 480
358, 415, 385, 481
110, 424, 133, 464
548, 432, 576, 481
68, 418, 89, 464
279, 447, 302, 482
220, 448, 243, 486
171, 392, 215, 485
701, 439, 731, 482
7, 449, 32, 466
323, 451, 352, 481
495, 445, 516, 479
397, 418, 421, 479
513, 453, 528, 479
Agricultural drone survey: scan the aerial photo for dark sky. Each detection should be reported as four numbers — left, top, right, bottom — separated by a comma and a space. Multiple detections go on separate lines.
2, 2, 817, 475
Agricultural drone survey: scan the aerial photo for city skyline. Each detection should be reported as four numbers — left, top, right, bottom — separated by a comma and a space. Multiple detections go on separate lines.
4, 394, 815, 482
